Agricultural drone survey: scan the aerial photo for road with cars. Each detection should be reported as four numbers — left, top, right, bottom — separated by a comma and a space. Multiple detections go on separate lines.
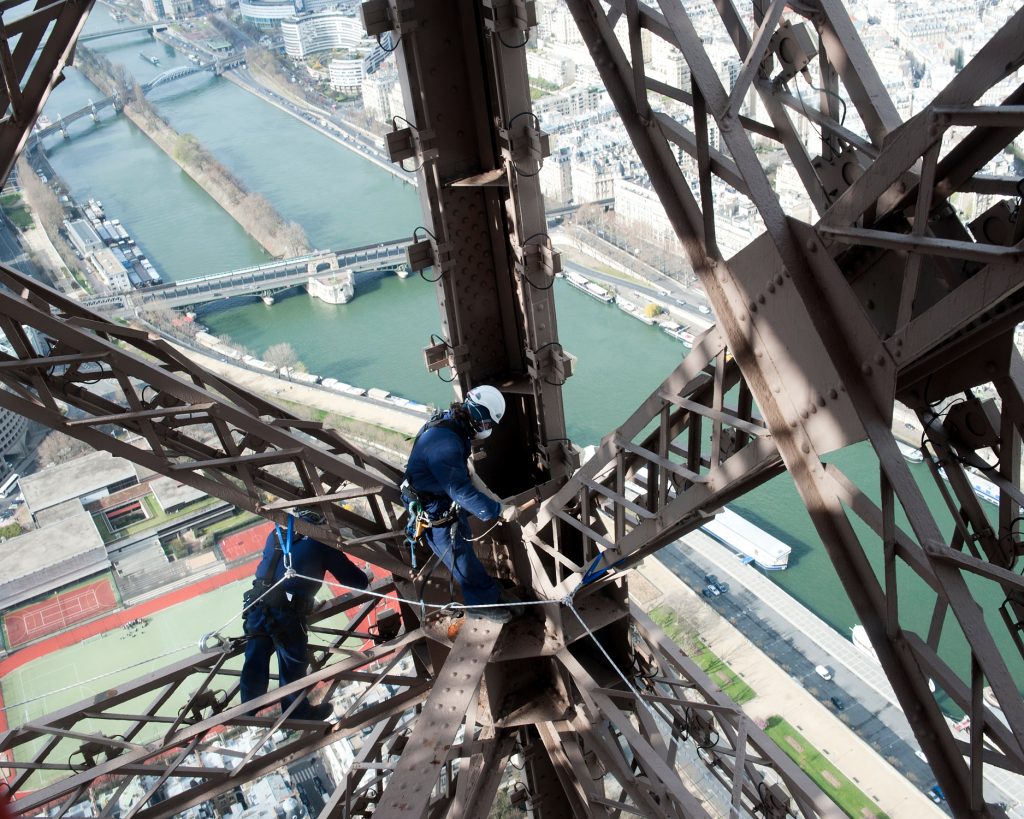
658, 530, 1024, 815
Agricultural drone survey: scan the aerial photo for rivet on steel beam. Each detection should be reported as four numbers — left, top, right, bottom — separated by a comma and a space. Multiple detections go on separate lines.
768, 283, 776, 293
749, 302, 757, 312
806, 239, 817, 252
776, 274, 784, 285
875, 355, 886, 366
802, 443, 811, 453
862, 364, 873, 376
828, 389, 838, 399
800, 410, 809, 419
818, 396, 827, 407
758, 295, 766, 304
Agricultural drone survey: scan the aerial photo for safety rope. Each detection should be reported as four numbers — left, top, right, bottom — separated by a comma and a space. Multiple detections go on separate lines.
199, 513, 298, 652
6, 525, 652, 723
0, 643, 195, 712
305, 570, 657, 714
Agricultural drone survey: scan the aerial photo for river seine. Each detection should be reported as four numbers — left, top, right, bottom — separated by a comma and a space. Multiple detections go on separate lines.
37, 8, 1020, 693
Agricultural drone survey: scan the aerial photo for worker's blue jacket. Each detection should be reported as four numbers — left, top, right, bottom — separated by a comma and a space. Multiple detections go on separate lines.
253, 529, 369, 609
404, 413, 501, 522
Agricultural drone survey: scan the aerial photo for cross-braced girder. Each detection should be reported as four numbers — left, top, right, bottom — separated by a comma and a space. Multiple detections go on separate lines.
1, 0, 1024, 816
561, 0, 1024, 813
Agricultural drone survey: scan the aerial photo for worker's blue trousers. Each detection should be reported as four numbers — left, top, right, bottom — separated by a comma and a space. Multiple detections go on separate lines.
240, 606, 317, 718
424, 512, 501, 606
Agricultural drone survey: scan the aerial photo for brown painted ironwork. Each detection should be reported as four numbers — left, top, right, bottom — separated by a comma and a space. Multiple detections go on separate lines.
0, 0, 1022, 816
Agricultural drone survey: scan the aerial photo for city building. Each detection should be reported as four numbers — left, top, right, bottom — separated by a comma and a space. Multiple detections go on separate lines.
527, 51, 576, 87
0, 408, 28, 468
614, 176, 681, 250
540, 146, 573, 206
532, 83, 608, 121
0, 508, 109, 611
64, 219, 104, 257
361, 63, 406, 124
140, 0, 164, 21
281, 11, 370, 59
163, 0, 195, 19
21, 450, 142, 522
571, 155, 617, 202
240, 0, 305, 29
328, 58, 363, 93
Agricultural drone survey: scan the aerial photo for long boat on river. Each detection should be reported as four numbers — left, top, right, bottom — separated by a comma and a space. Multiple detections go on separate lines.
564, 270, 614, 303
699, 507, 791, 570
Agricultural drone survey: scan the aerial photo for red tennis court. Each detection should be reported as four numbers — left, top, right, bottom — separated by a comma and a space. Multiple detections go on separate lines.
219, 522, 274, 562
3, 577, 117, 648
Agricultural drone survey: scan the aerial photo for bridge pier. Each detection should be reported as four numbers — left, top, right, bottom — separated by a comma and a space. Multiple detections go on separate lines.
307, 268, 355, 305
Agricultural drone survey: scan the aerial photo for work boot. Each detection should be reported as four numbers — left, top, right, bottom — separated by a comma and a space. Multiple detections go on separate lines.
498, 589, 526, 618
293, 701, 335, 721
473, 604, 514, 624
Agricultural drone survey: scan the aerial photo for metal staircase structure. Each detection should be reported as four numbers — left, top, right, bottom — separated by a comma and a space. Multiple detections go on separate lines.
0, 0, 1022, 816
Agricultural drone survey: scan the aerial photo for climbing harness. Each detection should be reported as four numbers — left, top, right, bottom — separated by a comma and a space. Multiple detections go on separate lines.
400, 477, 460, 565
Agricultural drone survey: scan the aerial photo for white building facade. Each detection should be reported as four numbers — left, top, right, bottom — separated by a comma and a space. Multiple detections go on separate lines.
281, 11, 370, 59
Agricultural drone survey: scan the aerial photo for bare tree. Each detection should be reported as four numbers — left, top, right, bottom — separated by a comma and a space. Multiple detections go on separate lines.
264, 342, 300, 373
36, 431, 92, 467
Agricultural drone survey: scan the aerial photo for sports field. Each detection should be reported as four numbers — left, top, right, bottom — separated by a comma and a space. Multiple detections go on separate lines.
3, 575, 119, 648
2, 580, 249, 725
1, 573, 361, 783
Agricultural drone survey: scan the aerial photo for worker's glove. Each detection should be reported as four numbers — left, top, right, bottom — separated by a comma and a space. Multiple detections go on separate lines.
500, 504, 519, 523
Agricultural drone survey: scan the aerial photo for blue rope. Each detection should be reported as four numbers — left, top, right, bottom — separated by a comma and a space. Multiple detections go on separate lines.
578, 552, 626, 589
274, 515, 295, 569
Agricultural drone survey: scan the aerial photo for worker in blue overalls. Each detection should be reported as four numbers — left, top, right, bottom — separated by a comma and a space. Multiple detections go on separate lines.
240, 510, 371, 720
402, 385, 521, 623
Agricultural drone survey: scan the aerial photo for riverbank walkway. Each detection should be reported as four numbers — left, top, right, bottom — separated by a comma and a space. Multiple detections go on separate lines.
635, 547, 945, 818
166, 338, 426, 439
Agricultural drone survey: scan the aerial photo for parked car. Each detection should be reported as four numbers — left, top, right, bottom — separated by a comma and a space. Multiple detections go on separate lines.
702, 584, 721, 598
829, 695, 845, 711
814, 664, 833, 681
927, 785, 945, 804
703, 573, 728, 594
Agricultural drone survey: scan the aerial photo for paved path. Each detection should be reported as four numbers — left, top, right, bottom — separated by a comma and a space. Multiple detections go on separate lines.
164, 338, 427, 439
634, 541, 945, 818
642, 528, 1024, 816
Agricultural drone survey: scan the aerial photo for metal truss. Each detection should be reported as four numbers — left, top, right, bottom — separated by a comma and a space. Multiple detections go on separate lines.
2, 0, 1024, 816
560, 0, 1024, 814
0, 0, 95, 183
0, 266, 407, 574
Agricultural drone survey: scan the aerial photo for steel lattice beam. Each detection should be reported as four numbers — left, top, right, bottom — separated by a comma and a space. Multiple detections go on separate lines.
2, 0, 1024, 816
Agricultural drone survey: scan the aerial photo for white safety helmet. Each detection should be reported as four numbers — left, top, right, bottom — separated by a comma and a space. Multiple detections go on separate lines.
465, 385, 506, 440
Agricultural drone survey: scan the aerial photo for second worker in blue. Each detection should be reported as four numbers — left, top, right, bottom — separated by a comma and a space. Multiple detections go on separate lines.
240, 511, 371, 720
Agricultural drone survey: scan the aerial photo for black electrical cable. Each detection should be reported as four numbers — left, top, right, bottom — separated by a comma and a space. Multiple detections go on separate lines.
531, 341, 567, 385
496, 29, 530, 49
799, 71, 847, 126
516, 233, 557, 290
505, 112, 545, 177
376, 31, 402, 53
411, 227, 444, 282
